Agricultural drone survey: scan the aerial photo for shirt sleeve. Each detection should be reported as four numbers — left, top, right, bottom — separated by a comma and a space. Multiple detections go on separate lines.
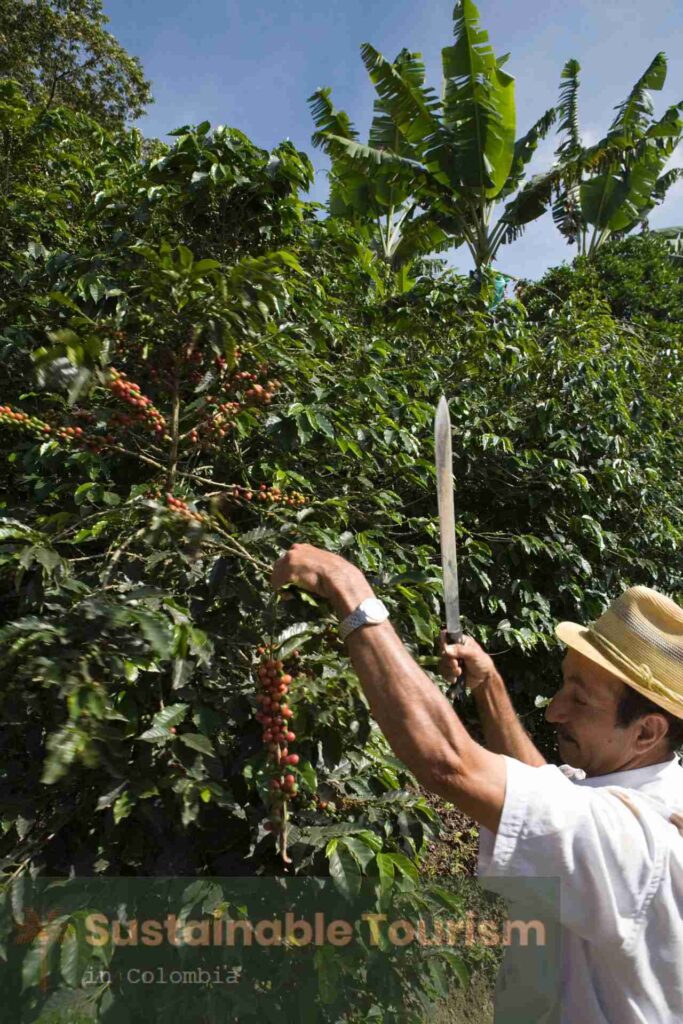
477, 755, 669, 948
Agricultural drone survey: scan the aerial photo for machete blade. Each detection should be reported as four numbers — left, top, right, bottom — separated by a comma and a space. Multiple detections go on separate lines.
434, 394, 465, 699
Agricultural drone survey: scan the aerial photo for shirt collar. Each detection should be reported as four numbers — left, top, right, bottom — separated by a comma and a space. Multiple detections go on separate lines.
560, 755, 681, 790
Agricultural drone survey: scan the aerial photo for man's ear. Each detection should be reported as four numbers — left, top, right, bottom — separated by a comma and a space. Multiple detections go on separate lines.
633, 712, 670, 753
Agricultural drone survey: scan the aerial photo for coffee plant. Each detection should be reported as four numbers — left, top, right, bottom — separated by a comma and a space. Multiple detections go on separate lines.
0, 72, 681, 1022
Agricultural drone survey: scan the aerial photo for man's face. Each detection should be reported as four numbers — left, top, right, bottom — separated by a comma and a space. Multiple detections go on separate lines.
544, 648, 635, 776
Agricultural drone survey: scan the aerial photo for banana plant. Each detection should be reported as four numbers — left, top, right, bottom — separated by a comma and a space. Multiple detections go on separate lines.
309, 51, 453, 292
551, 53, 683, 256
309, 0, 557, 277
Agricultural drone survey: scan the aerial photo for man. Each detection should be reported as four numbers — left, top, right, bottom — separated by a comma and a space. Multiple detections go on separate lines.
270, 543, 683, 1023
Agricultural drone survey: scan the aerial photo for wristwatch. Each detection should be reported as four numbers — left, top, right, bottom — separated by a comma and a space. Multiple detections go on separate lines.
339, 597, 390, 642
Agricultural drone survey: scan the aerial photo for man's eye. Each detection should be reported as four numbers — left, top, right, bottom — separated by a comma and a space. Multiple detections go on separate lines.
573, 695, 587, 707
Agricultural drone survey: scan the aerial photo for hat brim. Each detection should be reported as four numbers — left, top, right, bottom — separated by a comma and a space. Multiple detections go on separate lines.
555, 621, 651, 700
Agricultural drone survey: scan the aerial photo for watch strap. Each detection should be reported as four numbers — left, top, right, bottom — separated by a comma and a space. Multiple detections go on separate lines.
339, 599, 389, 642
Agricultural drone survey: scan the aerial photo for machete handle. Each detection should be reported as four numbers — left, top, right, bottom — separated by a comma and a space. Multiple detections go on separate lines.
444, 629, 466, 703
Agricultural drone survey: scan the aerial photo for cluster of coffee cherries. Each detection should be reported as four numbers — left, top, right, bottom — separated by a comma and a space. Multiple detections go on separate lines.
243, 379, 281, 405
106, 369, 167, 436
229, 483, 307, 508
0, 405, 52, 435
220, 361, 281, 406
211, 352, 248, 381
145, 345, 247, 393
164, 356, 282, 452
71, 410, 117, 447
187, 398, 242, 446
0, 405, 108, 453
164, 493, 206, 524
254, 647, 301, 835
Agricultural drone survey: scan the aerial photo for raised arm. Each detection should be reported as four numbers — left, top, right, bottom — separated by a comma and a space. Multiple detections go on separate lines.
270, 544, 507, 833
440, 633, 547, 767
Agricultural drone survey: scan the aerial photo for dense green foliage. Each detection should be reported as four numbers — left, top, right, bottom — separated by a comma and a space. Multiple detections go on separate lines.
0, 0, 151, 125
521, 232, 683, 324
0, 82, 492, 1021
0, 5, 682, 1019
2, 75, 682, 860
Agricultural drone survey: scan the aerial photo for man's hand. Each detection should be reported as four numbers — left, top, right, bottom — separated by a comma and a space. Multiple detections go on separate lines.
270, 544, 507, 830
441, 630, 547, 767
439, 631, 496, 691
270, 543, 375, 618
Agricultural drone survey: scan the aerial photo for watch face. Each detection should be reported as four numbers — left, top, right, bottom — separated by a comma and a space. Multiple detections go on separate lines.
362, 598, 387, 622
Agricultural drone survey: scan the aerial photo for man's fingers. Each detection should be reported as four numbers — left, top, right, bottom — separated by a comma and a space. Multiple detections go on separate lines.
439, 654, 462, 680
270, 545, 318, 595
270, 550, 296, 591
446, 659, 463, 677
439, 630, 469, 658
269, 556, 286, 591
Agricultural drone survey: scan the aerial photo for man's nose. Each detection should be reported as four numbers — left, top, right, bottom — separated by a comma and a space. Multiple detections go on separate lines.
544, 691, 567, 724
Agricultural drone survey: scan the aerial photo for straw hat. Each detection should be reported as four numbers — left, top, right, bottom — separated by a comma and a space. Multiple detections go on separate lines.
555, 586, 683, 719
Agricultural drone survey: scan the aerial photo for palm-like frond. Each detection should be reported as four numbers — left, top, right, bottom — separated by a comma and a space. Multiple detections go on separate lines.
499, 106, 556, 200
388, 209, 455, 269
442, 0, 498, 124
552, 185, 585, 245
552, 56, 678, 247
576, 103, 680, 182
368, 97, 403, 156
328, 169, 380, 222
315, 132, 427, 175
496, 160, 574, 247
606, 53, 666, 143
381, 47, 428, 99
368, 49, 424, 157
360, 43, 444, 169
651, 166, 683, 202
644, 102, 683, 142
308, 88, 359, 152
555, 59, 582, 160
441, 0, 516, 196
580, 138, 668, 235
616, 165, 683, 236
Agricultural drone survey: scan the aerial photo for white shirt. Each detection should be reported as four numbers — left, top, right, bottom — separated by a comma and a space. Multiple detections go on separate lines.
478, 754, 683, 1023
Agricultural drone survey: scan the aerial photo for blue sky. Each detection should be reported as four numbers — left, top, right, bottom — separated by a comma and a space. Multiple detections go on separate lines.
106, 0, 682, 280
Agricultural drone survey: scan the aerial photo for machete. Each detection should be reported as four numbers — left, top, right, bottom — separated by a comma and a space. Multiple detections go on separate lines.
434, 394, 466, 700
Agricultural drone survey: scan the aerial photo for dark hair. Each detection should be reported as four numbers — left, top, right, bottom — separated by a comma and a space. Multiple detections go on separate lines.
615, 684, 683, 753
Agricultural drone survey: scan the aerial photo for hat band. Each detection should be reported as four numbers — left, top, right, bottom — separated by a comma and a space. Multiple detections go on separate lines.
586, 626, 683, 708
